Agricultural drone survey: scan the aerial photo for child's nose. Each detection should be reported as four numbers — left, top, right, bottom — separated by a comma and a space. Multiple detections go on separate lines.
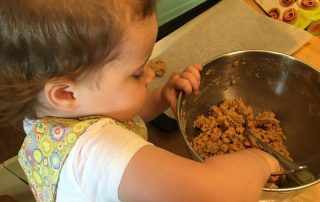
145, 67, 155, 85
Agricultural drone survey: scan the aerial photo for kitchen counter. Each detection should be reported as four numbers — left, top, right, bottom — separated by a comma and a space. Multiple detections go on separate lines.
147, 0, 320, 202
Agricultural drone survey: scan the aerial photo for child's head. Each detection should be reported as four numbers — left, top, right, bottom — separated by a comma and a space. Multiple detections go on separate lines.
0, 0, 157, 125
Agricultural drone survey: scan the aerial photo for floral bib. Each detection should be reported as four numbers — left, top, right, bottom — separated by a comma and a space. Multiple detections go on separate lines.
18, 116, 147, 202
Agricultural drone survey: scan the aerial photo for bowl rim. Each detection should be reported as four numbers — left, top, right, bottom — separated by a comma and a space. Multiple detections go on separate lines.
176, 50, 320, 192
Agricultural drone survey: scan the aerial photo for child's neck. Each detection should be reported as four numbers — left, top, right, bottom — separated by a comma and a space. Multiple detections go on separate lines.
35, 100, 80, 119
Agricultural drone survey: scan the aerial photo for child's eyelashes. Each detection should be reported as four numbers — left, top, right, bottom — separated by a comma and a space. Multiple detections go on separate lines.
132, 71, 145, 80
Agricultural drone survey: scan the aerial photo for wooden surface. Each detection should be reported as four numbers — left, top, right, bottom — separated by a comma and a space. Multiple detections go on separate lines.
243, 0, 320, 70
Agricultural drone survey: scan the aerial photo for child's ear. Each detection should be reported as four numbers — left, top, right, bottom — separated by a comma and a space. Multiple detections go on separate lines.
44, 79, 79, 111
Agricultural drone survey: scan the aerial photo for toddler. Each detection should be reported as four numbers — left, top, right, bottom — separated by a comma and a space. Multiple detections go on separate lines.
0, 0, 280, 201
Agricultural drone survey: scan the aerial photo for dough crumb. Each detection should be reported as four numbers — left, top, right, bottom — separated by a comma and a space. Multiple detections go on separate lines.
147, 59, 167, 77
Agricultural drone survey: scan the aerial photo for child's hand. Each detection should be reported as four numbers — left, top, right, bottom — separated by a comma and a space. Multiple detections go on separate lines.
162, 64, 202, 114
249, 148, 281, 180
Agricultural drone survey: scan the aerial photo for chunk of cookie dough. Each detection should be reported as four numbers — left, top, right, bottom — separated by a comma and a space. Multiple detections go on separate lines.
147, 59, 167, 77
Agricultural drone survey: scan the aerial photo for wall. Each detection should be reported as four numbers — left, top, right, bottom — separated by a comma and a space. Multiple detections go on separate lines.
157, 0, 206, 26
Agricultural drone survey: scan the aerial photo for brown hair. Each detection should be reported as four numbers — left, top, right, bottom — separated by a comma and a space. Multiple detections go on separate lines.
0, 0, 157, 126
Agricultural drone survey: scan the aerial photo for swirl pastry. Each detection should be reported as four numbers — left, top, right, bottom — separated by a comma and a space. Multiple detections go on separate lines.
282, 8, 298, 24
268, 8, 281, 19
279, 0, 296, 7
297, 0, 319, 10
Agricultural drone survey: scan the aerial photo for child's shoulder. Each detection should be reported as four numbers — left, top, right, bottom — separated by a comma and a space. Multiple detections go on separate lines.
54, 116, 152, 201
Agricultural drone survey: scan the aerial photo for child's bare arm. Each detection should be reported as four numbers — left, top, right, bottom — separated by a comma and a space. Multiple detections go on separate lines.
139, 64, 202, 122
119, 146, 279, 202
138, 86, 169, 123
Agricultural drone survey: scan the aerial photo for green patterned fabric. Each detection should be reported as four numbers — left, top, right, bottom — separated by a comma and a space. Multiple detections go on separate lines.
18, 116, 147, 202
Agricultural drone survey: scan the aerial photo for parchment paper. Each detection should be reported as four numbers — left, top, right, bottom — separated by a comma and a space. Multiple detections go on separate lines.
150, 0, 313, 118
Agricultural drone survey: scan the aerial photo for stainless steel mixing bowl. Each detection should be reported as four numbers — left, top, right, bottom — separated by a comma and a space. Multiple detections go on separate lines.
177, 50, 320, 199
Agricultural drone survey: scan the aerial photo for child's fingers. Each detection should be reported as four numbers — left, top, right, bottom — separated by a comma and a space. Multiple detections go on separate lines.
184, 64, 202, 81
166, 94, 177, 114
268, 175, 279, 182
175, 78, 193, 94
180, 72, 200, 93
188, 64, 203, 71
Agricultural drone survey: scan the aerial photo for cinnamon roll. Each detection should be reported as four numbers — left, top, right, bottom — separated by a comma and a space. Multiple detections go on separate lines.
282, 8, 298, 24
268, 8, 281, 19
297, 0, 319, 10
279, 0, 296, 7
